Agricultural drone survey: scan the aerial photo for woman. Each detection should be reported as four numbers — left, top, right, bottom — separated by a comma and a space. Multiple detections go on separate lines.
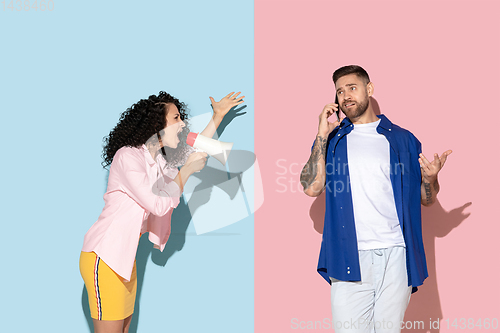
79, 91, 244, 333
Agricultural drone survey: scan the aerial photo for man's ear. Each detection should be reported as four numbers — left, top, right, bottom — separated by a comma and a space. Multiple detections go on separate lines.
367, 82, 374, 97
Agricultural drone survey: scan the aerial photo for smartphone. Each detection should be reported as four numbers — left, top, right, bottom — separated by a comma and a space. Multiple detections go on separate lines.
334, 95, 340, 122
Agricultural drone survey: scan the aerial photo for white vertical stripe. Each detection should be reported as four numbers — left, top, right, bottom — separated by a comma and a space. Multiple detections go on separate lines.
93, 256, 102, 320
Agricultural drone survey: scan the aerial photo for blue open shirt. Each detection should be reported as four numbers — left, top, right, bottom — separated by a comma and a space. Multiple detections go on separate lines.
316, 114, 428, 291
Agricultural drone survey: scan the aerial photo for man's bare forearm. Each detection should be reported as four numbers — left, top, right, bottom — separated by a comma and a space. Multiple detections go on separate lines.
421, 177, 440, 206
300, 134, 328, 197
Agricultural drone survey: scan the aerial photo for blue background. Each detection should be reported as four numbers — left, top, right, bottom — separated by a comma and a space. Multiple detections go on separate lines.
0, 0, 254, 331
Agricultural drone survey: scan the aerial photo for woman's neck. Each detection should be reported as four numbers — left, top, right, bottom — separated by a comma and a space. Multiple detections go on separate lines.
146, 142, 161, 161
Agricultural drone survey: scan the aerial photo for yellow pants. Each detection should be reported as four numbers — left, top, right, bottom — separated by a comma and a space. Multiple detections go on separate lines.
79, 251, 137, 321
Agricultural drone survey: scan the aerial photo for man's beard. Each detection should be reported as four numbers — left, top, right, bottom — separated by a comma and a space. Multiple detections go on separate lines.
341, 96, 369, 120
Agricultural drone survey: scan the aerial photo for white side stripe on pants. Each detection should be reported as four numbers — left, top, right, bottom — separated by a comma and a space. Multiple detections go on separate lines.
93, 256, 102, 321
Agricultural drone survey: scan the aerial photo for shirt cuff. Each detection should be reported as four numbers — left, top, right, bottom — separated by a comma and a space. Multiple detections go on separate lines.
152, 175, 182, 209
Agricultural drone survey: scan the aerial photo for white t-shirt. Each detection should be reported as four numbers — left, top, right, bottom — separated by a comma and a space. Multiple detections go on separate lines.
347, 119, 405, 250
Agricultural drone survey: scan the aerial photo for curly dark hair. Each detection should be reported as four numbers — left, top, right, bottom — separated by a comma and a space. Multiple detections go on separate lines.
102, 91, 190, 169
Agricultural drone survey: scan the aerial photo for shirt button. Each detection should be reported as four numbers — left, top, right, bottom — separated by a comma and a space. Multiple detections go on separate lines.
338, 134, 341, 136
389, 129, 392, 131
340, 207, 342, 209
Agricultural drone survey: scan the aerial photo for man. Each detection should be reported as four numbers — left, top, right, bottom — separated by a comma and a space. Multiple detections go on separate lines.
300, 65, 451, 333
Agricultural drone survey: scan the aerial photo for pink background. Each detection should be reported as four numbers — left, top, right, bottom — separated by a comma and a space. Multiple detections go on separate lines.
255, 1, 499, 332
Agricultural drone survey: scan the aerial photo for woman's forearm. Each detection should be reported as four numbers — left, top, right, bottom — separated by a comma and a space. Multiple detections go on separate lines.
200, 114, 224, 138
174, 166, 194, 193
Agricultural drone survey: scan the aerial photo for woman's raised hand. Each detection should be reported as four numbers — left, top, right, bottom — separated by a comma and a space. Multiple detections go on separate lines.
209, 92, 245, 118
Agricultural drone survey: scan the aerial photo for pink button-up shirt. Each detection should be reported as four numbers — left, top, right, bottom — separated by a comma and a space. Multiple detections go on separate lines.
82, 145, 181, 281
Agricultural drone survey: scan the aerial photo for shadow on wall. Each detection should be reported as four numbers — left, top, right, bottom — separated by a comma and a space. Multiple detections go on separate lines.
309, 196, 472, 333
370, 96, 381, 116
403, 201, 471, 333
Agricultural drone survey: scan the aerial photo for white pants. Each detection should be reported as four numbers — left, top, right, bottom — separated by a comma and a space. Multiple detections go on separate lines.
330, 246, 411, 333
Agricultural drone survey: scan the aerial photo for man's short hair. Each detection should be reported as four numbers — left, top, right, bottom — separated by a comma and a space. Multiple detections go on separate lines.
332, 65, 370, 85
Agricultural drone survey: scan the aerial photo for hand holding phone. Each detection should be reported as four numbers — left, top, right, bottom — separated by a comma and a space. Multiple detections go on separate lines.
335, 95, 341, 122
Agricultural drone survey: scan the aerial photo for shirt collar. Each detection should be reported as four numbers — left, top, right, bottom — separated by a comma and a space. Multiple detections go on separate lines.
340, 117, 353, 128
376, 114, 393, 131
142, 144, 156, 166
337, 114, 393, 135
